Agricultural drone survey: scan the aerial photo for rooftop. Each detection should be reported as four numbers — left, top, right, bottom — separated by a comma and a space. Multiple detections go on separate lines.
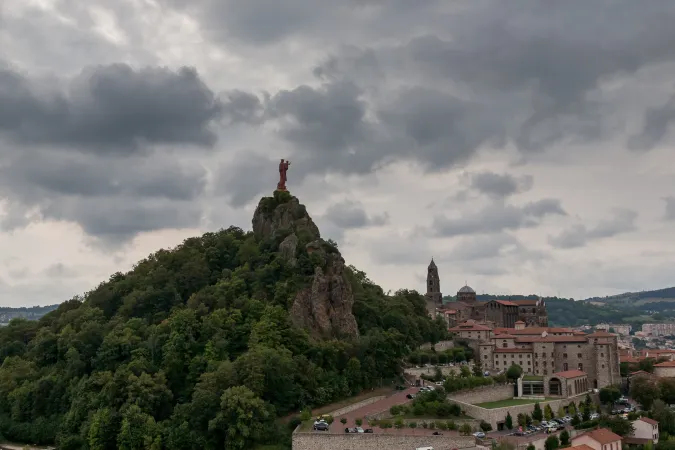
573, 428, 622, 445
655, 361, 675, 368
458, 285, 475, 294
636, 417, 658, 426
553, 370, 587, 379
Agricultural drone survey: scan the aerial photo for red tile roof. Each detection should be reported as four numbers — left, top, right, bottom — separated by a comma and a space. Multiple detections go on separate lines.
655, 361, 675, 368
449, 323, 491, 332
493, 327, 575, 335
515, 336, 588, 343
566, 445, 595, 450
553, 370, 587, 379
493, 300, 519, 307
494, 334, 517, 339
637, 417, 658, 426
573, 428, 622, 445
515, 320, 525, 324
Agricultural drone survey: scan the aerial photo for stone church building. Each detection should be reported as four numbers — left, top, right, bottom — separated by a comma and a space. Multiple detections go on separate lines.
424, 258, 548, 327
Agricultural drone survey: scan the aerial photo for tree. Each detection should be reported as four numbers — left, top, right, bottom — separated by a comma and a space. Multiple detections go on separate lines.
208, 386, 274, 450
560, 430, 570, 446
517, 413, 527, 428
533, 402, 543, 422
409, 421, 418, 434
631, 377, 661, 409
557, 406, 565, 418
355, 418, 362, 427
505, 411, 513, 430
545, 404, 554, 421
582, 405, 591, 422
473, 360, 484, 377
506, 364, 523, 381
527, 445, 536, 450
480, 421, 492, 432
459, 423, 473, 435
460, 365, 471, 378
599, 386, 622, 404
545, 435, 560, 450
568, 401, 577, 416
660, 378, 675, 405
394, 418, 404, 430
340, 418, 347, 425
599, 416, 635, 437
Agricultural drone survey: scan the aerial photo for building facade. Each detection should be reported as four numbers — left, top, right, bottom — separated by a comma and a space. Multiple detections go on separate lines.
469, 327, 621, 390
642, 323, 675, 337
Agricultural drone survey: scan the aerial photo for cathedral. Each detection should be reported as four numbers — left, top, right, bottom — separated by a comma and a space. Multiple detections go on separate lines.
424, 258, 548, 328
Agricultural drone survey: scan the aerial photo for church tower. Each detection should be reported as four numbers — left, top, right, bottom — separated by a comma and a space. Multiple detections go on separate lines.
425, 258, 442, 316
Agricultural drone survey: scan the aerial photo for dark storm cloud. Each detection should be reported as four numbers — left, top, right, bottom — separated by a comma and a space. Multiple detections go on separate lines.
629, 94, 675, 151
548, 208, 638, 249
469, 172, 534, 199
0, 63, 225, 152
0, 149, 207, 240
323, 200, 389, 229
664, 197, 675, 221
431, 199, 566, 237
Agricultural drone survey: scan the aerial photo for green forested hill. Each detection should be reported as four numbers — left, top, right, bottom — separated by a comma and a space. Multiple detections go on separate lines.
0, 192, 446, 449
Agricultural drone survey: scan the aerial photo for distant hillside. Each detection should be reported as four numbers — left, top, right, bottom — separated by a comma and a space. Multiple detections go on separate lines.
0, 304, 59, 323
584, 287, 675, 305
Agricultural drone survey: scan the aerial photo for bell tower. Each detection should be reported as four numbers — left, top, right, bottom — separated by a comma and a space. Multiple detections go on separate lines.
425, 258, 442, 316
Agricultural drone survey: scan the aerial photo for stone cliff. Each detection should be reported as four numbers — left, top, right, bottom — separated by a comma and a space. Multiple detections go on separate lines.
252, 191, 359, 340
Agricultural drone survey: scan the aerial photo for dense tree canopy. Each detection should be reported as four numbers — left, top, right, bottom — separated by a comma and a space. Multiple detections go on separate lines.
0, 223, 446, 449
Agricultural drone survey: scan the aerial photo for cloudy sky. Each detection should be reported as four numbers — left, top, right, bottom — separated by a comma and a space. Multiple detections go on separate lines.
1, 0, 675, 307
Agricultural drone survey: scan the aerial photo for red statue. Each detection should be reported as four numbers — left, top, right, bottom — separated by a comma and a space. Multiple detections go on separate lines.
277, 158, 291, 191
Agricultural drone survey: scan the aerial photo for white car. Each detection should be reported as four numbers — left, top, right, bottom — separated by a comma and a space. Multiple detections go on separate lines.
473, 432, 486, 439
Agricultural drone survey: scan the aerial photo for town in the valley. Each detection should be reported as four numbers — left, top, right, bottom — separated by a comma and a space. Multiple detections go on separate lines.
294, 259, 671, 450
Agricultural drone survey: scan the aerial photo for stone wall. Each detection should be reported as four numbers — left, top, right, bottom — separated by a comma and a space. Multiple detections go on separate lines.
447, 384, 513, 404
328, 396, 386, 417
292, 432, 475, 450
449, 393, 588, 429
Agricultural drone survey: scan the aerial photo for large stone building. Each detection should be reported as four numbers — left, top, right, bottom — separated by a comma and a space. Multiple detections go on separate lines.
426, 259, 548, 327
449, 321, 621, 390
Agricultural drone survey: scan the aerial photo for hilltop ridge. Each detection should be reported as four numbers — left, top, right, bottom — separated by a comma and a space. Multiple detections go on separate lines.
0, 190, 445, 449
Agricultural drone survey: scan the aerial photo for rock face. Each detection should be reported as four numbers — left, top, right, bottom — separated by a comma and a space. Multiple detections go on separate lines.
252, 192, 359, 340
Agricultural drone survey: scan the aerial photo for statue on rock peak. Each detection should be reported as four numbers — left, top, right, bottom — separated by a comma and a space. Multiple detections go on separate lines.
277, 159, 290, 191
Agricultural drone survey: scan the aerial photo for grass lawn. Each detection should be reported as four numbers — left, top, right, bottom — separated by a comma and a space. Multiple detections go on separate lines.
475, 398, 554, 409
523, 375, 543, 381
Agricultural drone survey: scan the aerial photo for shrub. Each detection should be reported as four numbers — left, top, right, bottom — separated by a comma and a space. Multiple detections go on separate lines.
480, 421, 492, 432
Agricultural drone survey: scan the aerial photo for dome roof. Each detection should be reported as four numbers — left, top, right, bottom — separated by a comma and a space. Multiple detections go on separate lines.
458, 285, 475, 294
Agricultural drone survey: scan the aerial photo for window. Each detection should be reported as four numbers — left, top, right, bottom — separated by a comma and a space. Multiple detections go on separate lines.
528, 361, 531, 365
543, 370, 547, 375
563, 363, 568, 371
578, 363, 583, 371
577, 354, 582, 358
484, 355, 488, 359
503, 343, 508, 348
601, 353, 604, 357
563, 353, 568, 358
602, 364, 605, 368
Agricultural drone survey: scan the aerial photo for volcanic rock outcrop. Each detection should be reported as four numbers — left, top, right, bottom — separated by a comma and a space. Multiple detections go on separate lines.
252, 191, 359, 339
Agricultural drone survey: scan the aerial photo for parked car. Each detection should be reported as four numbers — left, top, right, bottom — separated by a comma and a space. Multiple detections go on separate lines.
395, 385, 407, 390
406, 394, 416, 399
432, 431, 442, 435
590, 413, 600, 420
313, 422, 329, 431
473, 432, 486, 439
364, 428, 374, 433
345, 428, 358, 433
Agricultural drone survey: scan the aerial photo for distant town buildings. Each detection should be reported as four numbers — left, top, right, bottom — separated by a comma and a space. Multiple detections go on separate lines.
642, 323, 675, 336
595, 323, 632, 335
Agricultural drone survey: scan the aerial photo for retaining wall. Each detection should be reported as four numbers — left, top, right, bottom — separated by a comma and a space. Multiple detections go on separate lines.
449, 393, 588, 429
328, 396, 386, 417
448, 384, 513, 404
292, 432, 475, 450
